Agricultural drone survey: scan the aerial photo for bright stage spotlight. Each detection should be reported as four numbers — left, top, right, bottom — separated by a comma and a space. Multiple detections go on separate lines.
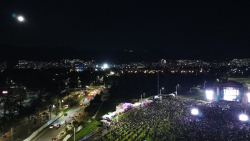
17, 16, 25, 22
205, 90, 213, 100
103, 64, 108, 69
191, 108, 199, 116
247, 93, 250, 103
239, 114, 248, 121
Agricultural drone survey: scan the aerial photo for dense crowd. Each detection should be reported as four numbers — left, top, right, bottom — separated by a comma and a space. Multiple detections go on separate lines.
98, 97, 250, 141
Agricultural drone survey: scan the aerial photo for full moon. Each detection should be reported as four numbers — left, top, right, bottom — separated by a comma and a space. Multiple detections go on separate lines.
17, 16, 24, 22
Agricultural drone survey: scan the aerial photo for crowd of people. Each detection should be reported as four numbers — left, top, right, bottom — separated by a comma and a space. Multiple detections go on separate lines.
97, 96, 250, 141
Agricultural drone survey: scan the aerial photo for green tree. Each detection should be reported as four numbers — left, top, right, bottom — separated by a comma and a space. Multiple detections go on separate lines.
65, 126, 68, 133
33, 118, 37, 125
72, 120, 79, 128
27, 129, 31, 135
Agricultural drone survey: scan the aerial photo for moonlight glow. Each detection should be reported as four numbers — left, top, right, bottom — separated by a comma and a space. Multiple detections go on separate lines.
17, 16, 24, 22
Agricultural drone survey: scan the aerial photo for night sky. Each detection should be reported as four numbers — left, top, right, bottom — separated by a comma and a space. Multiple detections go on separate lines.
1, 0, 250, 57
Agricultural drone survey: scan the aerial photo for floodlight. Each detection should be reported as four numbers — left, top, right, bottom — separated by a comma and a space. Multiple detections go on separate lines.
17, 16, 24, 22
248, 93, 250, 103
191, 108, 199, 115
239, 114, 248, 121
205, 90, 213, 100
103, 64, 108, 69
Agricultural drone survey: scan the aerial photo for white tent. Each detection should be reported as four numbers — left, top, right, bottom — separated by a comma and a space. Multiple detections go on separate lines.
132, 102, 141, 107
102, 114, 112, 120
154, 95, 159, 99
146, 100, 153, 103
100, 120, 111, 125
108, 112, 116, 117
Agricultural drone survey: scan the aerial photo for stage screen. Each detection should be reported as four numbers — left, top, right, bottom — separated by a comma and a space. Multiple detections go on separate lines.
221, 87, 239, 101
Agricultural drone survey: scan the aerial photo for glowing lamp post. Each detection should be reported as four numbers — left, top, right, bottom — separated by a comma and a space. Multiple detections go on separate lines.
176, 84, 179, 96
204, 81, 206, 89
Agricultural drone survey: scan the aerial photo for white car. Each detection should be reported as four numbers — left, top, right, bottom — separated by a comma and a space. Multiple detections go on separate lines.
49, 125, 54, 128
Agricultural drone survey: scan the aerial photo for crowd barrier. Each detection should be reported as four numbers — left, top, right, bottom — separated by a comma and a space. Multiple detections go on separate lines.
80, 126, 105, 141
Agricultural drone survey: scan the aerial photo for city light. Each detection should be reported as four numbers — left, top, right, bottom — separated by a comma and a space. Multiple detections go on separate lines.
205, 90, 213, 100
191, 108, 199, 115
17, 16, 24, 22
2, 91, 8, 94
239, 114, 248, 121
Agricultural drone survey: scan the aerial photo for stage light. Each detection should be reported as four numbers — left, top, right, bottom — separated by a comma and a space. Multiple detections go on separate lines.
191, 108, 199, 115
247, 93, 250, 103
17, 16, 24, 22
239, 114, 248, 121
103, 64, 108, 69
205, 90, 213, 100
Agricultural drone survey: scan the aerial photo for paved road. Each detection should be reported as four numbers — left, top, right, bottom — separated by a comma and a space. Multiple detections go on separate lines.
34, 89, 100, 141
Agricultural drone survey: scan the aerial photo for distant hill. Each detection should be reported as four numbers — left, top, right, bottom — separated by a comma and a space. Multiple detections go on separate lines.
0, 44, 248, 63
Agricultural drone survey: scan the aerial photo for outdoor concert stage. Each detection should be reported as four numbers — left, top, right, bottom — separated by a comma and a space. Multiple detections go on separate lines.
205, 81, 249, 104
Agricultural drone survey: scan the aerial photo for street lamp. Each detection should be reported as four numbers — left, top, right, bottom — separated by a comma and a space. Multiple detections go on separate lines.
176, 84, 179, 96
74, 127, 75, 141
67, 78, 70, 100
204, 81, 206, 90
